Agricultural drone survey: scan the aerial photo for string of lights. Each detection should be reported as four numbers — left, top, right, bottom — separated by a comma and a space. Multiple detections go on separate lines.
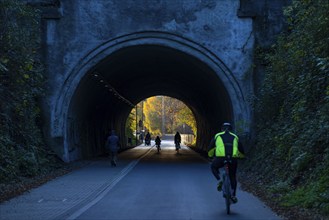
91, 72, 135, 107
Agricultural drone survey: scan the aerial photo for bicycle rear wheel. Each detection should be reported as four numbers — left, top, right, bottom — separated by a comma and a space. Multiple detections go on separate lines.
225, 193, 230, 214
223, 174, 231, 214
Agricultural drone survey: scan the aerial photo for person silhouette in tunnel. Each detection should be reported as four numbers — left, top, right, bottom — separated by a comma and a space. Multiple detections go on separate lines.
155, 135, 161, 152
105, 130, 120, 167
207, 122, 245, 203
145, 132, 151, 146
174, 131, 181, 152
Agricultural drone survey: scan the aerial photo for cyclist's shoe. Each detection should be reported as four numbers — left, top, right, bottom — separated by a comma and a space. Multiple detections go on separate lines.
217, 181, 223, 191
231, 196, 238, 203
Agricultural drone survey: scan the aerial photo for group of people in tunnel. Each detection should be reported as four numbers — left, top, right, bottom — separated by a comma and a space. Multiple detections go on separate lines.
104, 130, 183, 166
105, 122, 245, 204
146, 131, 182, 153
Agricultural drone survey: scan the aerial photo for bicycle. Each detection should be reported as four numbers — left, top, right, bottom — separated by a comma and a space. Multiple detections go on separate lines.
222, 156, 233, 214
145, 138, 151, 146
156, 143, 161, 153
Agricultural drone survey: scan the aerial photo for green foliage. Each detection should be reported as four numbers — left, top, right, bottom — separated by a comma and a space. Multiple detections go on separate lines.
268, 180, 291, 194
246, 0, 329, 215
0, 0, 54, 183
281, 167, 329, 215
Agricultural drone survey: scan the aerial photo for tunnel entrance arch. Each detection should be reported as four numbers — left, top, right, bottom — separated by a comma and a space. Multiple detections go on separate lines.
52, 31, 250, 162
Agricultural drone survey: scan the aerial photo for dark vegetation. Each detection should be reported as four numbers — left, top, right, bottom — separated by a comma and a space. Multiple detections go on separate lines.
0, 0, 63, 187
0, 0, 328, 218
241, 0, 329, 217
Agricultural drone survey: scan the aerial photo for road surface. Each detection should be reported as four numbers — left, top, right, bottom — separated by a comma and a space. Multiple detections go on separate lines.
0, 140, 281, 220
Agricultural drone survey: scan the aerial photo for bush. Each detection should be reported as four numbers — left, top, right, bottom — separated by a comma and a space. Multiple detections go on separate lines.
245, 0, 329, 215
0, 0, 56, 183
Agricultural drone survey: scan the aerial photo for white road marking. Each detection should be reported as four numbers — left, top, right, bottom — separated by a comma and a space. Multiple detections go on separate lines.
66, 147, 153, 220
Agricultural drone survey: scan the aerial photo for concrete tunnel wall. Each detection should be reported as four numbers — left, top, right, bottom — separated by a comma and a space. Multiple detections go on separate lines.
51, 33, 251, 162
40, 0, 255, 162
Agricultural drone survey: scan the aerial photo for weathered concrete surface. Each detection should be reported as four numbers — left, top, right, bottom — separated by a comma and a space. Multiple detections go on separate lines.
238, 0, 292, 100
28, 0, 289, 161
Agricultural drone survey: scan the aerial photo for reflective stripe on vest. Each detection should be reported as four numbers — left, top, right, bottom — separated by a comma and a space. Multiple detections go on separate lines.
214, 131, 239, 157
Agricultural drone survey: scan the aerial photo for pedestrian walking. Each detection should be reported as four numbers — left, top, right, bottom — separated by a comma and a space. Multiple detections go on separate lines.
105, 130, 120, 167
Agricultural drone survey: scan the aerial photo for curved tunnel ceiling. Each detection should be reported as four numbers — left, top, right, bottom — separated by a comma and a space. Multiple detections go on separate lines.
69, 45, 233, 157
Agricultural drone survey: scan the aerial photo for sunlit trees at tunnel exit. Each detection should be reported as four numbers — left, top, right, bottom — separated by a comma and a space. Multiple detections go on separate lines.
125, 96, 196, 145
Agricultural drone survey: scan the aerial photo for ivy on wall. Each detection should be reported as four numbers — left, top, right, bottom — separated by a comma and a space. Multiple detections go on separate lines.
0, 0, 58, 183
245, 0, 329, 215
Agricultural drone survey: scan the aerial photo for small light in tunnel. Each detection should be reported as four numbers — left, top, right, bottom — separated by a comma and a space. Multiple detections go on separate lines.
91, 71, 135, 107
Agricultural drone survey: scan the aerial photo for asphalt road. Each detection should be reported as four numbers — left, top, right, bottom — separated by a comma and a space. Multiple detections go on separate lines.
69, 140, 281, 220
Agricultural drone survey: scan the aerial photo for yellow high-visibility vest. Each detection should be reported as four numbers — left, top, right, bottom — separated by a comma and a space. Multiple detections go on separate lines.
215, 132, 243, 158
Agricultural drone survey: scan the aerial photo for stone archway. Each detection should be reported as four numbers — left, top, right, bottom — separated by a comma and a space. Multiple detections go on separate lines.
50, 32, 250, 162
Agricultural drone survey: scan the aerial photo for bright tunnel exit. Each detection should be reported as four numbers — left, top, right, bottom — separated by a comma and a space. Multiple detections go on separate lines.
125, 96, 197, 147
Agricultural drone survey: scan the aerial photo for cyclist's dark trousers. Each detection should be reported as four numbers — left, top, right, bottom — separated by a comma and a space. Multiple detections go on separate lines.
211, 157, 238, 196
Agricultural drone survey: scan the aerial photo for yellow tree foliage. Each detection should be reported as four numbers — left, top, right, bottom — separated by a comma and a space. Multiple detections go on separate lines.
143, 96, 162, 136
142, 96, 196, 136
176, 106, 197, 135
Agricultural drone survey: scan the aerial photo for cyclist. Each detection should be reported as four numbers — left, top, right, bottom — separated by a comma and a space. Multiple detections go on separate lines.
174, 131, 181, 152
207, 122, 245, 203
155, 135, 161, 151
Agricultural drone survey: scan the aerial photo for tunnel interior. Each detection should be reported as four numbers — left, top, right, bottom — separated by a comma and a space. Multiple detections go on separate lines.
67, 45, 233, 159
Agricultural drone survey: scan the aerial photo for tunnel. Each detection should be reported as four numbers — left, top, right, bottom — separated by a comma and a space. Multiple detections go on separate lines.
65, 44, 233, 160
49, 31, 252, 162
